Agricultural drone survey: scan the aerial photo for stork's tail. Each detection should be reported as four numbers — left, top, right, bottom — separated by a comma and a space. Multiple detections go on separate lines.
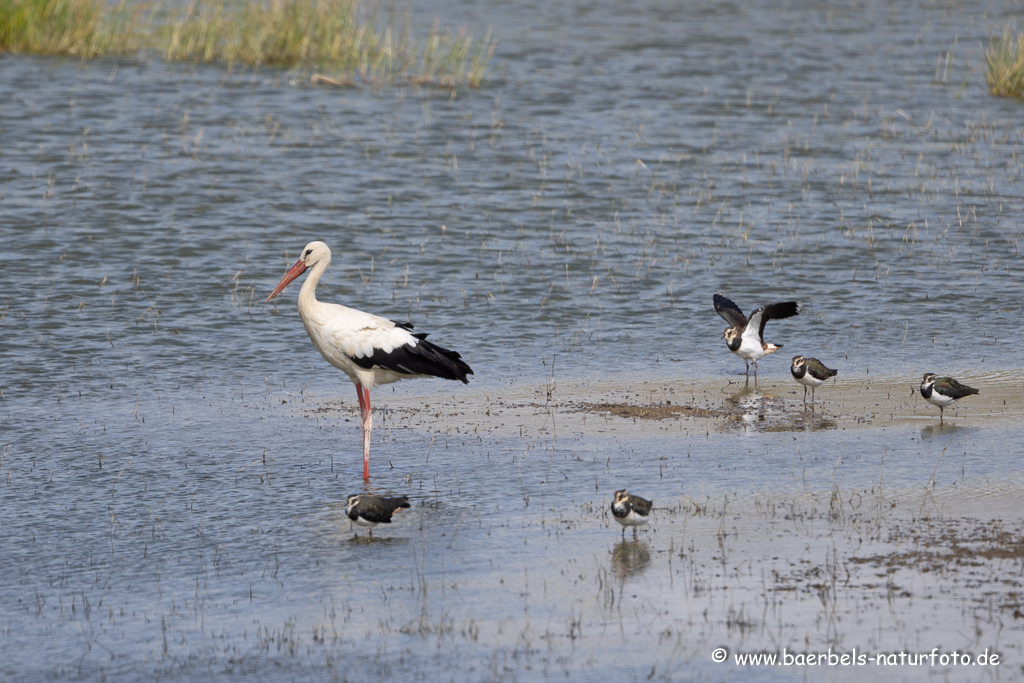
411, 334, 473, 383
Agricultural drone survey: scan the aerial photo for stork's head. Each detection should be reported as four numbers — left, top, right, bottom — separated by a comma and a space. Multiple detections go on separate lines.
266, 241, 331, 302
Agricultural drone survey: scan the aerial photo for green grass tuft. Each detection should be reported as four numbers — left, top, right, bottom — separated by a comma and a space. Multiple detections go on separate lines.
0, 0, 142, 56
0, 0, 494, 87
410, 23, 494, 88
164, 0, 366, 67
985, 27, 1024, 98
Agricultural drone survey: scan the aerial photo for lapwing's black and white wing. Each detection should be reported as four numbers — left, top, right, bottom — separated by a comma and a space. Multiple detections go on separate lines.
804, 357, 838, 381
934, 376, 979, 399
348, 495, 411, 524
745, 301, 801, 344
713, 292, 747, 329
630, 494, 653, 517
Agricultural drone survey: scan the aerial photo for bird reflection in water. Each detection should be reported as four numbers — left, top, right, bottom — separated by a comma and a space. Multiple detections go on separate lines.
795, 415, 837, 432
722, 380, 838, 433
920, 422, 963, 439
723, 380, 767, 431
611, 539, 651, 580
726, 379, 763, 406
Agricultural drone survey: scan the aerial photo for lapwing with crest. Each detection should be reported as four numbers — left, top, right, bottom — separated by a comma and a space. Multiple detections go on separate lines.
713, 292, 800, 378
346, 494, 411, 538
919, 373, 979, 423
611, 489, 653, 539
790, 355, 838, 408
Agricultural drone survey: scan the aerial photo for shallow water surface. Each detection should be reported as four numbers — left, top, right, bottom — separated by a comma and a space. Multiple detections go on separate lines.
2, 0, 1024, 679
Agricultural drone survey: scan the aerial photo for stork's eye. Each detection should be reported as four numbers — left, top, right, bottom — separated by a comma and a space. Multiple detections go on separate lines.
305, 249, 313, 257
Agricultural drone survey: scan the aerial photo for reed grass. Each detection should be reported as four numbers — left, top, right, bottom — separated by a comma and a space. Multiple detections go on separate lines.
985, 27, 1024, 98
165, 0, 366, 67
411, 22, 493, 88
0, 0, 142, 56
0, 0, 495, 87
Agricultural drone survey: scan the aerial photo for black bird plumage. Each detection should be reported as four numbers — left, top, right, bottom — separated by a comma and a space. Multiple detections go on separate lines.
346, 494, 411, 537
351, 323, 472, 383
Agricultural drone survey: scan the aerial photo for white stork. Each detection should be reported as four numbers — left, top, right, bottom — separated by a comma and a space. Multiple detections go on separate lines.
266, 241, 473, 480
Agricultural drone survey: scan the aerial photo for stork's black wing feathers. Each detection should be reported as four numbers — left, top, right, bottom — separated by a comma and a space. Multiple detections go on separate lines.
350, 335, 473, 383
713, 292, 747, 329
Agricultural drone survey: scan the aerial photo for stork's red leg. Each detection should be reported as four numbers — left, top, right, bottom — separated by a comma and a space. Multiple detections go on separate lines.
355, 384, 366, 418
358, 385, 372, 480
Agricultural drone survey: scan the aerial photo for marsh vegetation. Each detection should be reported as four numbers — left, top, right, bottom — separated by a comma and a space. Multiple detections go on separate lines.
985, 26, 1024, 98
0, 0, 494, 86
0, 0, 140, 56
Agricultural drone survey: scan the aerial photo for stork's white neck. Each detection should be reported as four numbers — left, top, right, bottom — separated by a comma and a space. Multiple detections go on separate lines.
297, 258, 329, 318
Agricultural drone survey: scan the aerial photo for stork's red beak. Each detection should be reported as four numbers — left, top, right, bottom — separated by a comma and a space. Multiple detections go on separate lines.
266, 258, 308, 302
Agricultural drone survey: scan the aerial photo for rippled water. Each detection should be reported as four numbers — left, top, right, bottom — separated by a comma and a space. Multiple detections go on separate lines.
2, 0, 1024, 679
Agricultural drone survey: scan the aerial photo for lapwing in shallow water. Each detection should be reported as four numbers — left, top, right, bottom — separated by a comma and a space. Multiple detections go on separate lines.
611, 489, 653, 538
713, 292, 800, 378
919, 373, 979, 424
790, 355, 838, 408
346, 494, 411, 537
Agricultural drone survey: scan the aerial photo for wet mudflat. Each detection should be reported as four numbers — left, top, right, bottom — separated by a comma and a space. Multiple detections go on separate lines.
3, 0, 1024, 679
2, 373, 1022, 681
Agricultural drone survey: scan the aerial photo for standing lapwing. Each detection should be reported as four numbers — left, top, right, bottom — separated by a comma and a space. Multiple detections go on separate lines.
611, 489, 653, 538
713, 292, 800, 378
919, 374, 979, 423
346, 494, 411, 538
790, 355, 838, 408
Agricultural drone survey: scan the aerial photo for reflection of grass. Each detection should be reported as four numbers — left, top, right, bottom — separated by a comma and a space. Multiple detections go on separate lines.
985, 27, 1024, 98
0, 0, 495, 87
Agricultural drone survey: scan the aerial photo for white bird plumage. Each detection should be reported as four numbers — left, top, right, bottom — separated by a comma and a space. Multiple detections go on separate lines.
611, 489, 653, 538
732, 307, 778, 363
713, 292, 801, 378
267, 241, 472, 479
